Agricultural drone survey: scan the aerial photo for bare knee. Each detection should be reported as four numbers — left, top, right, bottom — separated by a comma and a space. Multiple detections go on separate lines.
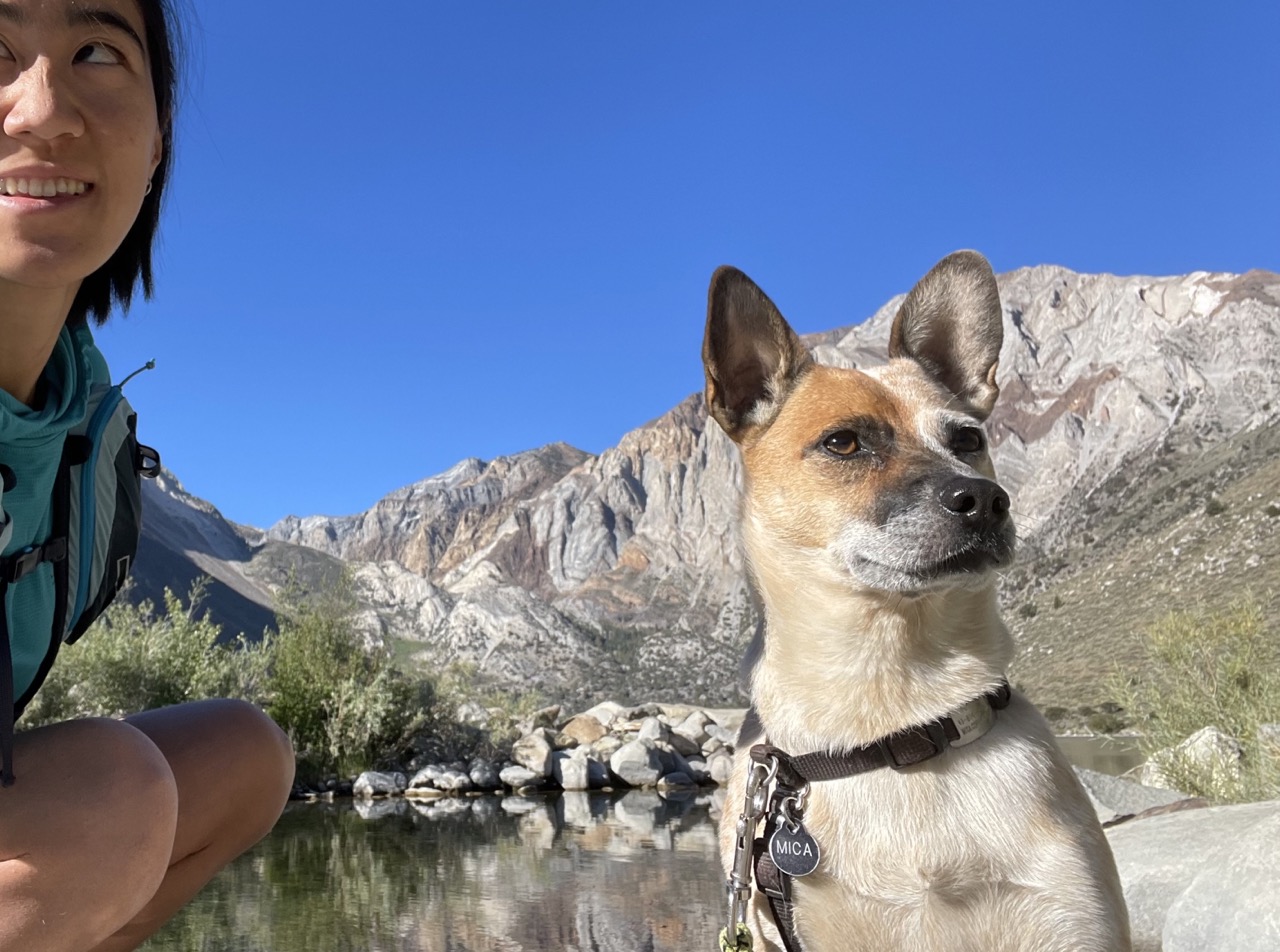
0, 718, 179, 948
72, 719, 180, 924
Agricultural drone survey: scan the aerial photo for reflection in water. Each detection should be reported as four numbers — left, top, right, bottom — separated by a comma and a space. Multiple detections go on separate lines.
144, 738, 1140, 952
143, 790, 728, 952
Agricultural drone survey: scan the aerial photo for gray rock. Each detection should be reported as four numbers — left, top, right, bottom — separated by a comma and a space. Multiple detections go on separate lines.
683, 755, 712, 784
511, 729, 554, 777
352, 771, 407, 798
673, 710, 713, 749
498, 764, 543, 789
552, 749, 590, 791
708, 750, 735, 785
705, 724, 737, 748
468, 760, 500, 790
455, 700, 489, 727
522, 704, 562, 733
1256, 723, 1280, 754
586, 757, 612, 789
592, 734, 625, 761
1107, 799, 1279, 952
609, 740, 664, 787
1162, 808, 1280, 950
579, 701, 625, 730
657, 771, 696, 792
408, 766, 440, 790
637, 717, 665, 744
1179, 726, 1243, 776
1073, 767, 1189, 825
435, 769, 473, 793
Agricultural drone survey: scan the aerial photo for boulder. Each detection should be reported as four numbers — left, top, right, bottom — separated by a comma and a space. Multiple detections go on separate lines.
657, 771, 697, 794
1162, 807, 1280, 950
560, 713, 609, 746
1139, 726, 1243, 792
553, 749, 590, 791
592, 734, 625, 761
468, 760, 500, 790
499, 764, 544, 789
511, 729, 555, 777
435, 769, 473, 793
609, 740, 664, 787
637, 717, 665, 744
408, 766, 440, 790
673, 710, 713, 749
1072, 767, 1189, 825
683, 755, 712, 784
520, 704, 563, 733
1107, 799, 1280, 952
579, 700, 626, 730
705, 724, 737, 748
708, 750, 735, 785
352, 771, 407, 798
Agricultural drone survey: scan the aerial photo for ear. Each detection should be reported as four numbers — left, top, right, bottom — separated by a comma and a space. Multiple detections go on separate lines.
888, 250, 1003, 420
703, 267, 812, 442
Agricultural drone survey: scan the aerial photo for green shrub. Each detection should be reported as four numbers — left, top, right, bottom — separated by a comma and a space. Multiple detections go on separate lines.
1204, 496, 1227, 516
22, 582, 270, 728
267, 577, 430, 781
1114, 599, 1280, 803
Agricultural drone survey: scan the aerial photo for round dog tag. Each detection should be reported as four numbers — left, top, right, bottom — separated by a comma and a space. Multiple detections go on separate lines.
769, 819, 820, 877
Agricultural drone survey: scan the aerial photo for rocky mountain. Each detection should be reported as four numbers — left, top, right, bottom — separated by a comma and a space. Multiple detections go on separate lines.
130, 265, 1280, 713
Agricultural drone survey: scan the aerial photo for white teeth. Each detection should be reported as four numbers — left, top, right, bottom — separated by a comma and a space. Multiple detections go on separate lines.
0, 176, 90, 197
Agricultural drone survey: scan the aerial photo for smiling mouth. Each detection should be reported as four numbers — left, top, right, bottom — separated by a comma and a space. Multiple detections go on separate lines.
0, 177, 92, 198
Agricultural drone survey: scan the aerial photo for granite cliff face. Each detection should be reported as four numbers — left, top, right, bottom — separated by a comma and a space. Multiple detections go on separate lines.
131, 265, 1280, 710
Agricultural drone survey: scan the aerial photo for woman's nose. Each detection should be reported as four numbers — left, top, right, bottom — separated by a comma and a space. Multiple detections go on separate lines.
2, 59, 84, 141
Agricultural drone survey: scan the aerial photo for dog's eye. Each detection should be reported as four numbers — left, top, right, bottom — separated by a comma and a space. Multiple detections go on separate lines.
951, 427, 985, 454
821, 430, 860, 456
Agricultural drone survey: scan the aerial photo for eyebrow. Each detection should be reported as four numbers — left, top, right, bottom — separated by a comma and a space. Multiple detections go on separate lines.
0, 3, 27, 27
0, 4, 146, 54
69, 7, 147, 54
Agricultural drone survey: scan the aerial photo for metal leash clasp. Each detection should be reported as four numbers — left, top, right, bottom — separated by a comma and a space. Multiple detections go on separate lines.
721, 755, 777, 950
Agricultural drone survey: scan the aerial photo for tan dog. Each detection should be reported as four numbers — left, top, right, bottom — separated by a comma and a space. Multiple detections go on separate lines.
704, 251, 1130, 952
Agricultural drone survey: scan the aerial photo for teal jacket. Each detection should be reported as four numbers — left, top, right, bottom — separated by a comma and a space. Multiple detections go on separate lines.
0, 323, 107, 707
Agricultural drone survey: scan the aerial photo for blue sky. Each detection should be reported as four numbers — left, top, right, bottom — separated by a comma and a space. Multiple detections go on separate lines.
94, 1, 1280, 529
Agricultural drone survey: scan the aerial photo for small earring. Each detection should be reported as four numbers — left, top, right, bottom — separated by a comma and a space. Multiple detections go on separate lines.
145, 180, 153, 196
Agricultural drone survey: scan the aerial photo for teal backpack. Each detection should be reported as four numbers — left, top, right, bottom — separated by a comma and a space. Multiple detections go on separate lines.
0, 365, 159, 783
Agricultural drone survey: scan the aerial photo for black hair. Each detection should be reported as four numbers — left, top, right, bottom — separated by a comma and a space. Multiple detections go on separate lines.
69, 0, 182, 326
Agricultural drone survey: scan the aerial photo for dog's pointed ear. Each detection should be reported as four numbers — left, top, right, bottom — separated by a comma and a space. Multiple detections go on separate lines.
703, 266, 812, 442
888, 250, 1003, 420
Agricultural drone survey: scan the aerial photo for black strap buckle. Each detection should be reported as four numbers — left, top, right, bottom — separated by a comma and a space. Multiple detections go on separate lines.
2, 538, 68, 583
878, 719, 951, 770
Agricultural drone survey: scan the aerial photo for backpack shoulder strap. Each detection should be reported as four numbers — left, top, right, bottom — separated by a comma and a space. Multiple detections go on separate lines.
59, 367, 160, 644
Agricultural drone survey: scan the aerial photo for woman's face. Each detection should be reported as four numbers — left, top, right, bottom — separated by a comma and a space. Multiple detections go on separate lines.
0, 0, 161, 294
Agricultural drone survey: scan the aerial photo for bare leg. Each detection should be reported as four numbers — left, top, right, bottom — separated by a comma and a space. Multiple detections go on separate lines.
90, 699, 294, 952
0, 718, 179, 951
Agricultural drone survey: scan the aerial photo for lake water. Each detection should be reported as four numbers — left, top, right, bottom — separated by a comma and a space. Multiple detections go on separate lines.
141, 736, 1142, 952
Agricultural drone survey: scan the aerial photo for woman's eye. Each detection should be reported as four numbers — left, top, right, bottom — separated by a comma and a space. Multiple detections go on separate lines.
951, 427, 985, 454
822, 430, 860, 457
75, 42, 122, 66
0, 40, 14, 62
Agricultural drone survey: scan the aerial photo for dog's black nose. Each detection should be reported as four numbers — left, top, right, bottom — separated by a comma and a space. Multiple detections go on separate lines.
938, 477, 1010, 532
